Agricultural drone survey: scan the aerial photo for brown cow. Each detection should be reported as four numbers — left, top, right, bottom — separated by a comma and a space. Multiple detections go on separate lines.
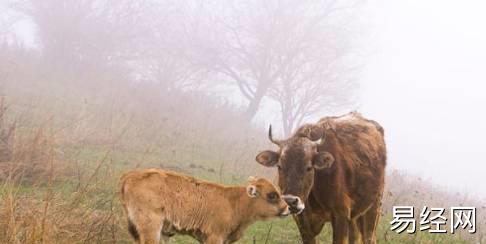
255, 112, 386, 244
120, 168, 290, 244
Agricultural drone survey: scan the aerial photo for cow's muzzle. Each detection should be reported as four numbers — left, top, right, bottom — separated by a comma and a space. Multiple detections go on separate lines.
282, 195, 305, 215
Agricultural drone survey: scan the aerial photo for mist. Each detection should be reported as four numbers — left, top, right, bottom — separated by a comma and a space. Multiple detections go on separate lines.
361, 0, 486, 197
0, 0, 485, 243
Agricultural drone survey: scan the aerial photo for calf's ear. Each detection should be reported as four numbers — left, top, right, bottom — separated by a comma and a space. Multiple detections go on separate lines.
255, 150, 279, 167
248, 176, 257, 182
246, 184, 258, 198
313, 152, 334, 170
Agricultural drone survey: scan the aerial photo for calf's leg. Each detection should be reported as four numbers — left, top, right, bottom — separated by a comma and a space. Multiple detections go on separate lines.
205, 235, 224, 244
134, 213, 162, 244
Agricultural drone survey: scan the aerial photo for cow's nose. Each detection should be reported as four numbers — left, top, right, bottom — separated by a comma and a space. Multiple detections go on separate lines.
290, 198, 298, 205
282, 195, 299, 206
282, 195, 305, 214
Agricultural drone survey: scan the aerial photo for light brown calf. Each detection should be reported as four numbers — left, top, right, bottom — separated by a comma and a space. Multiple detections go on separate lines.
120, 169, 290, 244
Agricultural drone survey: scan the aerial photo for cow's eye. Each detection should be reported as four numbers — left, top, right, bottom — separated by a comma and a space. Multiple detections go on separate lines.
267, 192, 279, 203
306, 166, 313, 172
277, 165, 282, 170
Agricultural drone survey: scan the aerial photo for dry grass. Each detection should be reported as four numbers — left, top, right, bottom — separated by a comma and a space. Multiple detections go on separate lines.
0, 78, 268, 243
0, 97, 122, 243
382, 169, 486, 243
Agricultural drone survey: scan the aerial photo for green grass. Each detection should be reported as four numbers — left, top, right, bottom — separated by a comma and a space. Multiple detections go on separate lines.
1, 140, 478, 243
10, 154, 480, 243
160, 212, 472, 243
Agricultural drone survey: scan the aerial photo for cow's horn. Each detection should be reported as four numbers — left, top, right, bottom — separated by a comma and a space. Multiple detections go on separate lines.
315, 130, 326, 146
268, 125, 283, 146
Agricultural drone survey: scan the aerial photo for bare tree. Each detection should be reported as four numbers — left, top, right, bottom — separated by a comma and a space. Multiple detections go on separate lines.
133, 1, 208, 92
0, 2, 18, 43
188, 0, 362, 123
0, 2, 24, 89
270, 66, 358, 136
12, 0, 362, 130
264, 0, 362, 136
182, 0, 287, 121
16, 0, 151, 82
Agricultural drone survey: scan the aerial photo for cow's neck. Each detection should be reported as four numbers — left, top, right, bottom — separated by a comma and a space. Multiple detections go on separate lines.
222, 187, 256, 237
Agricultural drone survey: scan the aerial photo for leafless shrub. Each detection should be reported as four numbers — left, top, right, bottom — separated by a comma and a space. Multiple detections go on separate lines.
0, 98, 15, 163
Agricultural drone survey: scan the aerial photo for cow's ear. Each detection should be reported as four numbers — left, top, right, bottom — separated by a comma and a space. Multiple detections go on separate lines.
255, 150, 279, 167
246, 184, 258, 198
313, 152, 334, 170
297, 124, 323, 141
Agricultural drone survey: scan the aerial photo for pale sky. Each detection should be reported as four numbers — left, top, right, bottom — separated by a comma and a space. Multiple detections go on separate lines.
360, 0, 486, 197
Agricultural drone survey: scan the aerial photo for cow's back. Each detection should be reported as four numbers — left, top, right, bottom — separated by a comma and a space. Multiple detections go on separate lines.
319, 112, 386, 169
316, 112, 386, 216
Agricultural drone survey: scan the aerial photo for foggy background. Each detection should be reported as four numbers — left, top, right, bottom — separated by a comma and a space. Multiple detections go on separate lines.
2, 0, 485, 198
361, 0, 486, 197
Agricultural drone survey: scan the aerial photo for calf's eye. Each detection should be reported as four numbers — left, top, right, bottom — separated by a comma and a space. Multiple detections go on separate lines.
267, 192, 279, 203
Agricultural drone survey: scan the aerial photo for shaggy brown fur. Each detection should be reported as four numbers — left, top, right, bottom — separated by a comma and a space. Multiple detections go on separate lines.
120, 169, 290, 244
256, 112, 386, 244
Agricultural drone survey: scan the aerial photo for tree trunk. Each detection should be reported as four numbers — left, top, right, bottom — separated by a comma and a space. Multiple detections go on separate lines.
281, 80, 293, 137
242, 78, 271, 122
243, 90, 265, 122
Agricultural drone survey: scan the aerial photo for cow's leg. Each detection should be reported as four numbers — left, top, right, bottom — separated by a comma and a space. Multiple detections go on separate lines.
294, 210, 327, 244
331, 214, 350, 244
359, 201, 381, 244
348, 218, 361, 244
357, 217, 365, 244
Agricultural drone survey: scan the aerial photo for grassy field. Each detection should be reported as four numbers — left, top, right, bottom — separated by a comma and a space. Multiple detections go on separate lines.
0, 147, 476, 244
0, 82, 484, 244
